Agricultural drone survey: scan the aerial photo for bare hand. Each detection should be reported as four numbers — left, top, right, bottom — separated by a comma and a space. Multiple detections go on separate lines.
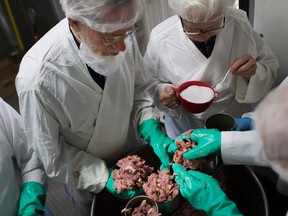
159, 85, 180, 109
230, 54, 257, 79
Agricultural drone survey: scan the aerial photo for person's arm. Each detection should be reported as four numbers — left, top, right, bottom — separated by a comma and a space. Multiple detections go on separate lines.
130, 35, 174, 169
173, 164, 242, 216
104, 168, 144, 199
143, 32, 183, 119
221, 130, 269, 166
17, 89, 109, 194
233, 9, 279, 103
138, 119, 174, 169
181, 128, 269, 166
233, 112, 254, 131
233, 117, 253, 131
0, 98, 46, 215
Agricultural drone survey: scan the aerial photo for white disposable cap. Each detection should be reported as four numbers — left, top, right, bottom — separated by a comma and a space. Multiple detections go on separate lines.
168, 0, 235, 23
60, 0, 142, 33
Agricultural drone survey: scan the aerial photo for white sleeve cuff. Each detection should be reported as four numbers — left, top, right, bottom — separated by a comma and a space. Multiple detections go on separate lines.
221, 130, 269, 166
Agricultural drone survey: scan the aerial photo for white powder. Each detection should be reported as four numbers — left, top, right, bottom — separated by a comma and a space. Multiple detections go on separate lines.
180, 85, 214, 103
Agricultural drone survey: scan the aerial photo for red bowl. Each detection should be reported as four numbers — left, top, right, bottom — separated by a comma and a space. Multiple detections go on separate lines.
173, 81, 218, 113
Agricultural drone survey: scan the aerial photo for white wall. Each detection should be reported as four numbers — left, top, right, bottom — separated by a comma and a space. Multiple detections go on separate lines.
253, 0, 288, 87
137, 0, 174, 54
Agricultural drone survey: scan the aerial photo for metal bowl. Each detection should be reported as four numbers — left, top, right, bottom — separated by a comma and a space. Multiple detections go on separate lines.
122, 195, 159, 216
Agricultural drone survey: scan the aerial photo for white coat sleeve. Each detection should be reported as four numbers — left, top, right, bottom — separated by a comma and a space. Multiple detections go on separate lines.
235, 13, 279, 103
16, 89, 108, 193
0, 98, 46, 185
144, 34, 183, 119
221, 130, 269, 166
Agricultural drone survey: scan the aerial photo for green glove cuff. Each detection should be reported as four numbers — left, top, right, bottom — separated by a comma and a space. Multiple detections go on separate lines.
105, 168, 143, 199
138, 119, 173, 169
18, 182, 46, 216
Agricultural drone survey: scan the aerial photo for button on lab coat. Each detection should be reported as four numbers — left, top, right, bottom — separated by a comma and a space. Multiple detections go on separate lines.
144, 8, 279, 138
0, 98, 46, 215
16, 18, 155, 193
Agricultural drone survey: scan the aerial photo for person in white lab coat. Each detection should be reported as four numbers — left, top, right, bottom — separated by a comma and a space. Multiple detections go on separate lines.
0, 98, 46, 216
15, 0, 176, 215
144, 0, 279, 138
171, 77, 288, 215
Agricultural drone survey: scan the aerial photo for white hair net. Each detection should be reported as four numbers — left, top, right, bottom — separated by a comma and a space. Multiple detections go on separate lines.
255, 79, 288, 174
59, 0, 142, 33
168, 0, 235, 23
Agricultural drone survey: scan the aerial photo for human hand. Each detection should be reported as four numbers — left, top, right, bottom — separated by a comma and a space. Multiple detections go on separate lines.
233, 117, 253, 131
172, 164, 242, 216
183, 128, 221, 160
18, 182, 46, 216
138, 119, 174, 170
105, 168, 143, 199
167, 128, 221, 160
230, 54, 257, 79
159, 85, 180, 109
166, 129, 189, 155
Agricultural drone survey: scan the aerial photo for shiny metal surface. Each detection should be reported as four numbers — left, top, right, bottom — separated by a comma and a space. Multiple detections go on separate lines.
123, 195, 159, 216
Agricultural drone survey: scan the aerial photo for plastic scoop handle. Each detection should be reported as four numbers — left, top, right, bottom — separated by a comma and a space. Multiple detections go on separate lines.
215, 68, 231, 92
220, 68, 231, 85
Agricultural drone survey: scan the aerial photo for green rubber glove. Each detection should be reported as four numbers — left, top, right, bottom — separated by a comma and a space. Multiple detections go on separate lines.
138, 119, 174, 169
172, 164, 242, 216
18, 182, 46, 216
105, 168, 144, 199
182, 128, 221, 160
167, 129, 193, 154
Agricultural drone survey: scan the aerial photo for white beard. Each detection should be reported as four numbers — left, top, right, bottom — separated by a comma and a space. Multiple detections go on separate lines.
78, 42, 126, 76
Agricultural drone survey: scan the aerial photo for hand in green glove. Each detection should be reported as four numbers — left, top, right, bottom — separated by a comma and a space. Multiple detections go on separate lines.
138, 119, 174, 169
167, 129, 194, 154
182, 128, 221, 160
18, 182, 46, 216
105, 168, 143, 199
172, 164, 242, 216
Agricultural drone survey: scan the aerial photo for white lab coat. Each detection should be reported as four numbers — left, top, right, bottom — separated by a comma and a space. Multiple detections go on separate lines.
222, 77, 288, 200
16, 18, 156, 193
0, 98, 46, 216
221, 116, 288, 201
221, 130, 269, 166
222, 130, 288, 212
222, 77, 288, 166
144, 8, 279, 138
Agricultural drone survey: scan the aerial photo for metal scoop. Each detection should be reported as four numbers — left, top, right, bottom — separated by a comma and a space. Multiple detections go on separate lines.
215, 68, 231, 92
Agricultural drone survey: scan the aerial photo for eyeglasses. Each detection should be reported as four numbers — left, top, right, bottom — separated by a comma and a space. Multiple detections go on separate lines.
181, 17, 225, 36
99, 25, 138, 46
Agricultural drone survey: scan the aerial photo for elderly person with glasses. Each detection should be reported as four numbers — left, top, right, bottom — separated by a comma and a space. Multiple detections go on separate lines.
16, 0, 180, 215
144, 0, 279, 139
172, 76, 288, 215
